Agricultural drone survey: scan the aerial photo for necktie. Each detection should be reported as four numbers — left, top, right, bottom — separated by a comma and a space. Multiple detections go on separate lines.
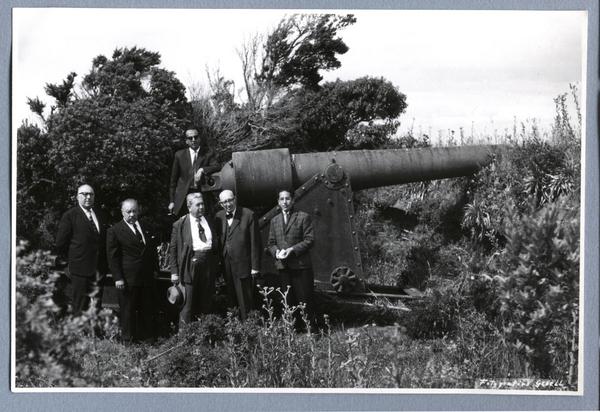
133, 224, 144, 244
192, 150, 200, 173
283, 212, 288, 225
88, 211, 98, 233
197, 219, 207, 243
192, 150, 201, 188
226, 212, 233, 219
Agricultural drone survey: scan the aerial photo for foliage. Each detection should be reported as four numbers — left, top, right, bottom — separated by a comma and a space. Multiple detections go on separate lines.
19, 47, 190, 247
15, 242, 120, 387
355, 89, 580, 386
462, 109, 580, 250
290, 76, 407, 151
259, 14, 356, 90
490, 199, 579, 380
242, 13, 356, 110
195, 14, 406, 156
15, 259, 560, 389
404, 287, 464, 340
16, 122, 59, 247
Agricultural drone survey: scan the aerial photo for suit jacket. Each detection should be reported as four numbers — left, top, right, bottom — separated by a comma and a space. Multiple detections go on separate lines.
169, 214, 219, 284
267, 209, 314, 270
215, 207, 261, 279
55, 206, 109, 277
106, 220, 159, 287
169, 146, 220, 215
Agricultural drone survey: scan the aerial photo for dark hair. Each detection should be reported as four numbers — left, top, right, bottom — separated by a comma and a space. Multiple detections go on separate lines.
276, 189, 294, 199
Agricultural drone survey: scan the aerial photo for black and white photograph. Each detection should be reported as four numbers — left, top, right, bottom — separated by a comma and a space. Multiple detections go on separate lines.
12, 6, 587, 395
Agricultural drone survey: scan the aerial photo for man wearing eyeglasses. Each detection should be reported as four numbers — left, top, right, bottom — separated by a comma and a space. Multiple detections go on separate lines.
55, 184, 109, 315
168, 128, 220, 217
214, 190, 261, 320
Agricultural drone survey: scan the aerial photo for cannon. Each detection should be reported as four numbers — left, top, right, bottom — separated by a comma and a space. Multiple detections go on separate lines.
198, 145, 502, 300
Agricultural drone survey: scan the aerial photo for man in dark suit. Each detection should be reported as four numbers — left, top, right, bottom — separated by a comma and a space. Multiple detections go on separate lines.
168, 128, 220, 216
169, 192, 219, 326
55, 184, 109, 315
107, 199, 159, 344
267, 190, 315, 328
214, 190, 260, 320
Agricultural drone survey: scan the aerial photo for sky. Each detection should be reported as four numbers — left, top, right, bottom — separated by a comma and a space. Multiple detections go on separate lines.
13, 8, 586, 141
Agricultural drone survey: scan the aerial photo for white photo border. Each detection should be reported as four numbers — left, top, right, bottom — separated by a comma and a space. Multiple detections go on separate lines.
5, 0, 599, 410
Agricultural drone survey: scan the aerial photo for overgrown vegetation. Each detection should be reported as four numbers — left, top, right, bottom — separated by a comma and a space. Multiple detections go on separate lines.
356, 85, 581, 386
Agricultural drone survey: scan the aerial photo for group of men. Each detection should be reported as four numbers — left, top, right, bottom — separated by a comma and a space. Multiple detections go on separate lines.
55, 128, 315, 344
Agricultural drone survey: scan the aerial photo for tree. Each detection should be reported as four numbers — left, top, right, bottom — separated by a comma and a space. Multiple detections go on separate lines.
195, 14, 406, 156
287, 76, 407, 151
17, 121, 57, 247
18, 47, 191, 247
238, 13, 356, 111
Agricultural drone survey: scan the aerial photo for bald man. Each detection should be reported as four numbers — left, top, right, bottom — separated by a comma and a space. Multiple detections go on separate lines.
107, 199, 159, 344
55, 184, 109, 315
214, 190, 261, 320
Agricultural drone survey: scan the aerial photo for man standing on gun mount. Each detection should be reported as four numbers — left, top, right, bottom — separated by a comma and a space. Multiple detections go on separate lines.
168, 128, 220, 216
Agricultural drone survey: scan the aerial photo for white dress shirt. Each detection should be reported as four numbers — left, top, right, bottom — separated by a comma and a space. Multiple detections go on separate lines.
80, 206, 99, 232
189, 147, 198, 165
124, 220, 146, 244
226, 208, 236, 226
189, 215, 212, 251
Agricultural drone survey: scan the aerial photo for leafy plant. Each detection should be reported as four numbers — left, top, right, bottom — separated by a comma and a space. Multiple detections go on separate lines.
491, 199, 579, 381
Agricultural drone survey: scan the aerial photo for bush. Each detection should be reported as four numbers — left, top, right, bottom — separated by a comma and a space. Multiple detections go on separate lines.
489, 198, 579, 380
15, 242, 120, 387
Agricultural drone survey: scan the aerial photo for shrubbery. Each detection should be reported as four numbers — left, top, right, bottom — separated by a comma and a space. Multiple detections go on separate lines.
353, 88, 580, 386
15, 241, 120, 387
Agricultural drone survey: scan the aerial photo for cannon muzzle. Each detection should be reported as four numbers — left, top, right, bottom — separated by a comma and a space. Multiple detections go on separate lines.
207, 145, 503, 206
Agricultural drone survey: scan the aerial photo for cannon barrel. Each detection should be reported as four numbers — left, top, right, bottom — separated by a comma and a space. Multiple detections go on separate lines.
212, 145, 502, 206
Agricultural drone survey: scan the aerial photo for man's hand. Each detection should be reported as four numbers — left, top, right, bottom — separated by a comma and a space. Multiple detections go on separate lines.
115, 280, 125, 290
194, 168, 204, 184
171, 274, 179, 285
168, 202, 175, 214
251, 269, 259, 275
279, 248, 293, 259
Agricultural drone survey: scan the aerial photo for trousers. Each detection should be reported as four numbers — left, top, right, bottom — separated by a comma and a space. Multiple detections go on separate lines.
179, 250, 214, 325
223, 259, 255, 320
